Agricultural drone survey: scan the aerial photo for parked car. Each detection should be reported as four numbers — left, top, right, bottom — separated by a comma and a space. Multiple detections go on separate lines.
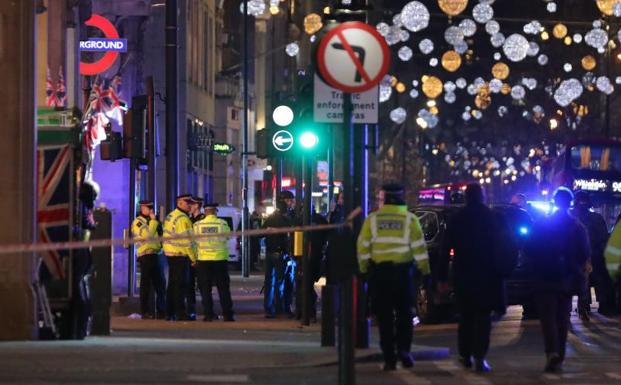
216, 206, 241, 264
412, 204, 534, 323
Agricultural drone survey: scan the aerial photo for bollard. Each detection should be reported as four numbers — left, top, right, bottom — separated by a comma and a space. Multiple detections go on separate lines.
321, 284, 336, 346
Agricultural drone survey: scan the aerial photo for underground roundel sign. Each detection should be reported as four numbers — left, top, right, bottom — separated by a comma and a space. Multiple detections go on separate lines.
79, 14, 127, 75
317, 22, 390, 94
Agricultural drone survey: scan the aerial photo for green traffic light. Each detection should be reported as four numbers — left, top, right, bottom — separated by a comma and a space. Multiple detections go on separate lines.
299, 131, 319, 149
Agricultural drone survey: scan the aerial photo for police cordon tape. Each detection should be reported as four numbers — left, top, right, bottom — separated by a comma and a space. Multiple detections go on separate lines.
0, 208, 362, 255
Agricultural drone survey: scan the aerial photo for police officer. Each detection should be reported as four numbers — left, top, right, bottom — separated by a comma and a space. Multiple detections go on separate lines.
605, 222, 621, 314
131, 200, 166, 319
184, 196, 205, 321
571, 191, 616, 317
193, 203, 235, 321
163, 194, 197, 321
357, 183, 430, 371
262, 192, 294, 318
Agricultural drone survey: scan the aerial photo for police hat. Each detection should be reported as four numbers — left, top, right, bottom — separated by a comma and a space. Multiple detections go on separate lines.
381, 183, 405, 196
176, 193, 193, 201
204, 202, 219, 208
190, 196, 204, 204
138, 199, 154, 207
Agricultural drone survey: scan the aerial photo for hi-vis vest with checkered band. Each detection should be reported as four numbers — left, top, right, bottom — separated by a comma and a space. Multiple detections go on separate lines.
193, 214, 231, 261
131, 216, 162, 257
604, 224, 621, 283
357, 205, 430, 275
163, 208, 197, 262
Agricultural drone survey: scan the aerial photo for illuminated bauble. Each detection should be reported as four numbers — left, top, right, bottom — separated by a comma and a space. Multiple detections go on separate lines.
498, 105, 508, 117
585, 28, 608, 49
400, 1, 430, 32
475, 93, 491, 110
456, 78, 467, 89
552, 23, 567, 39
422, 76, 443, 98
527, 42, 540, 56
511, 85, 526, 100
441, 50, 462, 72
445, 26, 465, 45
379, 85, 392, 103
444, 81, 456, 92
503, 34, 529, 62
472, 3, 494, 23
486, 20, 500, 35
597, 76, 614, 94
445, 92, 456, 104
501, 83, 512, 95
419, 38, 434, 54
398, 46, 413, 61
597, 0, 617, 15
438, 0, 468, 16
390, 107, 407, 124
491, 32, 505, 48
303, 13, 323, 35
489, 79, 502, 93
239, 0, 266, 16
459, 19, 477, 37
582, 55, 597, 71
395, 82, 407, 93
554, 78, 583, 107
538, 54, 549, 65
491, 62, 510, 80
574, 33, 583, 43
376, 22, 390, 36
410, 89, 419, 99
285, 42, 299, 57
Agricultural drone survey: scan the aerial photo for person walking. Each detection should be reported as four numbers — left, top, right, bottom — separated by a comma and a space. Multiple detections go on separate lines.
524, 187, 590, 373
262, 192, 294, 318
163, 194, 197, 321
131, 200, 166, 319
357, 183, 430, 371
571, 191, 616, 317
193, 203, 235, 322
439, 183, 514, 373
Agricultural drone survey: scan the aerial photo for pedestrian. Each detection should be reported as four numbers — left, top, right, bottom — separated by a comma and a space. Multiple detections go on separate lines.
327, 192, 345, 224
604, 221, 621, 314
250, 207, 263, 270
571, 191, 616, 317
163, 194, 197, 321
193, 203, 235, 322
131, 200, 166, 319
183, 196, 205, 321
439, 183, 514, 373
262, 192, 294, 318
281, 191, 299, 315
357, 183, 430, 371
524, 187, 590, 373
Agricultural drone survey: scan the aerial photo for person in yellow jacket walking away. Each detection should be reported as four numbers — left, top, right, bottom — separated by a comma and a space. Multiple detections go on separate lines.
131, 200, 166, 319
163, 194, 197, 321
604, 222, 621, 314
357, 183, 430, 371
193, 202, 235, 322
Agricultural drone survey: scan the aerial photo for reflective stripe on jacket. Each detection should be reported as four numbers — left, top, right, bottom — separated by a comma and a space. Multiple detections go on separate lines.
357, 204, 429, 275
163, 208, 197, 262
605, 224, 621, 283
193, 214, 231, 261
131, 216, 161, 256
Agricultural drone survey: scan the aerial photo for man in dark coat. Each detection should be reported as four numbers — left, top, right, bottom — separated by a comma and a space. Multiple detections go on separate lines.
439, 183, 513, 372
525, 187, 590, 373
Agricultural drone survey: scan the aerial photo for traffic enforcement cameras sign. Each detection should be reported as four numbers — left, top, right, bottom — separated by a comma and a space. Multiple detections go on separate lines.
317, 22, 390, 94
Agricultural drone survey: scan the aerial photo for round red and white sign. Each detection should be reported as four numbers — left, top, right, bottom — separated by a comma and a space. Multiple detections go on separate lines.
317, 22, 390, 93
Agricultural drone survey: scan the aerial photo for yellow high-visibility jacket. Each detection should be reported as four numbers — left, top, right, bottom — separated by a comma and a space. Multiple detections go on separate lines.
193, 214, 231, 261
131, 216, 161, 257
163, 208, 197, 262
604, 224, 621, 283
357, 204, 430, 275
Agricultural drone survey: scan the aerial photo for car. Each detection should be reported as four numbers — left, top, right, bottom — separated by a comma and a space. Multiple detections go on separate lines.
412, 204, 534, 323
216, 205, 241, 264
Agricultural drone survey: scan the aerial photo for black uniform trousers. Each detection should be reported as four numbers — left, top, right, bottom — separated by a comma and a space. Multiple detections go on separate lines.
535, 290, 572, 360
139, 253, 166, 316
186, 264, 197, 316
166, 256, 190, 318
456, 300, 492, 360
370, 262, 415, 365
196, 260, 234, 318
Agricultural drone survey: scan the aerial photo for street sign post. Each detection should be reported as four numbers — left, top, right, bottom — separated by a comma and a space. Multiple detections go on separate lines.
314, 75, 378, 124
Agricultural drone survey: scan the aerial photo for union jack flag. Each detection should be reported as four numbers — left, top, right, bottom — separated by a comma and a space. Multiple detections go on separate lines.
55, 66, 67, 108
45, 68, 57, 107
37, 145, 72, 279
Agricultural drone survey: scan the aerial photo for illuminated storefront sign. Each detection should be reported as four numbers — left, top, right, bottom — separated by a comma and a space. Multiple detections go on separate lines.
79, 14, 126, 75
212, 142, 236, 155
573, 178, 609, 192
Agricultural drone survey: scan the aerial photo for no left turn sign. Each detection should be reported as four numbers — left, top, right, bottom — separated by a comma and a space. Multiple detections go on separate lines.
317, 22, 390, 94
